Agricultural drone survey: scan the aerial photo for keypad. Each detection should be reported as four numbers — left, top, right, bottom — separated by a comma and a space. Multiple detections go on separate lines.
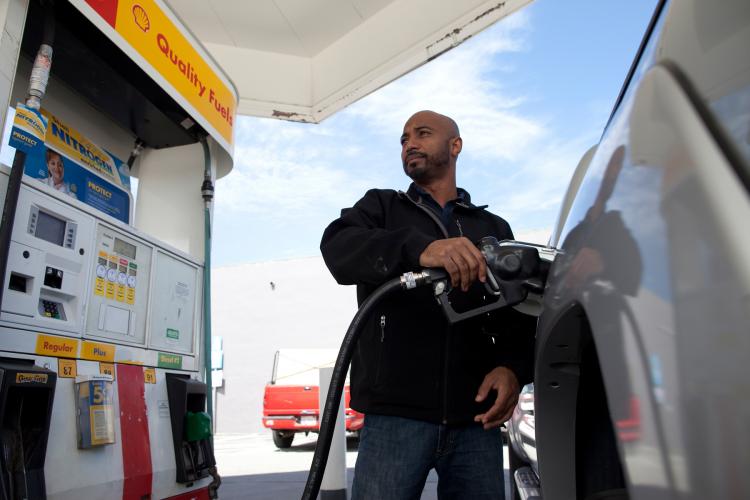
42, 300, 61, 319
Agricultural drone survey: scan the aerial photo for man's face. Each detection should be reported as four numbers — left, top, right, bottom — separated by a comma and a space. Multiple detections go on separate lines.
400, 112, 456, 182
47, 154, 64, 184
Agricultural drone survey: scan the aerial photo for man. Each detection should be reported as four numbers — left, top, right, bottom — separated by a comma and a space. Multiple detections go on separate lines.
320, 111, 535, 499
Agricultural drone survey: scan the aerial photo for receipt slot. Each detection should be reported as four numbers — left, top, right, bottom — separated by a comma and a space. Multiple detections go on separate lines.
165, 373, 215, 483
0, 357, 57, 500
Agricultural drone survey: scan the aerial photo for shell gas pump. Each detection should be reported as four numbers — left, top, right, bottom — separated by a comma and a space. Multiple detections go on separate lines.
0, 0, 236, 498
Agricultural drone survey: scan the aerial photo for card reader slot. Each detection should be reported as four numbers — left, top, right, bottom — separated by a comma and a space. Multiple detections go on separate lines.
8, 273, 29, 293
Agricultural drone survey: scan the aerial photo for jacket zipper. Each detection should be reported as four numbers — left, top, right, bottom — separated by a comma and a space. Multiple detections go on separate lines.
374, 314, 386, 385
401, 191, 455, 424
455, 217, 463, 236
442, 328, 450, 424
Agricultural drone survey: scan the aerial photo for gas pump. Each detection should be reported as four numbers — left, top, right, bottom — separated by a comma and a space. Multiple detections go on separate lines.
0, 1, 236, 498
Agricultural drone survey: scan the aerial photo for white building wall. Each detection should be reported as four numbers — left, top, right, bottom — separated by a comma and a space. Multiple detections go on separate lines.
211, 256, 358, 434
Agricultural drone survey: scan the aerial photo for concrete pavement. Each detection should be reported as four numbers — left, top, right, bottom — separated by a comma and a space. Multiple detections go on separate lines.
214, 432, 510, 499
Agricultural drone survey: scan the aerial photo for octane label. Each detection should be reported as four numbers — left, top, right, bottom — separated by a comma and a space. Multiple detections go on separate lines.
82, 341, 115, 362
58, 359, 77, 378
157, 352, 182, 369
35, 334, 78, 358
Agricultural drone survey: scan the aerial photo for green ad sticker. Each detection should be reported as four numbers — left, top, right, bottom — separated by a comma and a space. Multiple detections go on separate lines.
157, 352, 182, 369
166, 328, 180, 340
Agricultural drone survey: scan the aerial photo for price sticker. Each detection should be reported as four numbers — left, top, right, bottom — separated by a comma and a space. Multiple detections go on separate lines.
99, 363, 116, 380
143, 368, 156, 384
58, 358, 77, 378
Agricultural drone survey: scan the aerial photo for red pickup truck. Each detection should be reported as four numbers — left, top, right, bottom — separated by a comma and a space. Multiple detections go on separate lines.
262, 349, 364, 448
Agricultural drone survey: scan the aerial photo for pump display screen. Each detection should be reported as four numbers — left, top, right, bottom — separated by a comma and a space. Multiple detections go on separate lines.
35, 211, 66, 247
114, 237, 136, 259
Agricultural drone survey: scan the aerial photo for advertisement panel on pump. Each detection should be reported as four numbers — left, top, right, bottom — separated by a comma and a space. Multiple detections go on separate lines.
9, 105, 132, 224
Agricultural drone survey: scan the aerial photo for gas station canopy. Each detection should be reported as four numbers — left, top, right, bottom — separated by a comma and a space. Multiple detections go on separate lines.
165, 0, 532, 123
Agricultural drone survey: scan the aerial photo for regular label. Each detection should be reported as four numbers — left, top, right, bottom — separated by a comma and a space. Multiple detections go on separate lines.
35, 334, 78, 358
58, 358, 77, 378
143, 368, 156, 384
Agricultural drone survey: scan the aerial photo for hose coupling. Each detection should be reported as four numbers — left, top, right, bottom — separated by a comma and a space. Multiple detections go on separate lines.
201, 178, 214, 202
400, 269, 446, 290
26, 44, 53, 110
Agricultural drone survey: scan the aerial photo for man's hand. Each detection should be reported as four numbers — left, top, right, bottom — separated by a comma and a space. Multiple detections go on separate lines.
474, 366, 520, 430
419, 237, 486, 291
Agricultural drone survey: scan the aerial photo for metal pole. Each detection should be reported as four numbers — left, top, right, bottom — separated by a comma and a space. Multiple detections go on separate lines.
318, 367, 347, 500
200, 138, 213, 421
0, 7, 55, 311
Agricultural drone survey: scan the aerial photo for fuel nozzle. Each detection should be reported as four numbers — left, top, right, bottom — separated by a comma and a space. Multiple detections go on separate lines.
478, 236, 548, 295
426, 237, 551, 324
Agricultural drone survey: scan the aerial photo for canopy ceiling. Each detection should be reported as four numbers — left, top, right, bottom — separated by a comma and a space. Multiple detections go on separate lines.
166, 0, 532, 122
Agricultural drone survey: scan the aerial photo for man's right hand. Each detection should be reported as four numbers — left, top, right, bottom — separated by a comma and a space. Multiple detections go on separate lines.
419, 237, 487, 291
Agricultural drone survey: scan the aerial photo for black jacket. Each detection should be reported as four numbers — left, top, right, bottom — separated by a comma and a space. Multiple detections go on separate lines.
320, 184, 536, 424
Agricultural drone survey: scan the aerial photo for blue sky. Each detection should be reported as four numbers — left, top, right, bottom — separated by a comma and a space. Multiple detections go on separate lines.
212, 0, 658, 266
0, 2, 658, 267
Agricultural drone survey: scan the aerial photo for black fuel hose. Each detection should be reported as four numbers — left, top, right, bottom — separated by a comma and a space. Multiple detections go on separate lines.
301, 269, 447, 500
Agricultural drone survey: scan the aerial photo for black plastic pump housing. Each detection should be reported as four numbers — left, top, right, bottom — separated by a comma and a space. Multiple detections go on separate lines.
165, 373, 216, 484
0, 357, 57, 500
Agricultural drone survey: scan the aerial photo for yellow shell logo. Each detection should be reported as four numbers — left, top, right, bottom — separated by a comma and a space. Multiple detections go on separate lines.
132, 5, 150, 33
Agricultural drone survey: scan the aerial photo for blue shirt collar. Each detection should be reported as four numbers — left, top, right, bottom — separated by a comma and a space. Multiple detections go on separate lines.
410, 183, 469, 208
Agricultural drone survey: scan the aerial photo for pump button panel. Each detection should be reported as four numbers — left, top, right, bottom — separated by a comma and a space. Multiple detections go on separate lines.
39, 299, 66, 320
87, 224, 151, 344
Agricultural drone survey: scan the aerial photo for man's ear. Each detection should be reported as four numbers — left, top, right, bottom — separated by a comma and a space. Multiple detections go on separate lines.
451, 136, 463, 157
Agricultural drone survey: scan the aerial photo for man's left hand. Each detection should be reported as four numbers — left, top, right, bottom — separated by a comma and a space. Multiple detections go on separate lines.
474, 366, 520, 430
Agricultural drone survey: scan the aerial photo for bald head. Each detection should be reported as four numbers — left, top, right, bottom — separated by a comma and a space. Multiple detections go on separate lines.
405, 110, 460, 138
400, 111, 462, 184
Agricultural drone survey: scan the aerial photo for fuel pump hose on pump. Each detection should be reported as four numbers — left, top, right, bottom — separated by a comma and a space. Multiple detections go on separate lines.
301, 268, 447, 500
301, 237, 550, 500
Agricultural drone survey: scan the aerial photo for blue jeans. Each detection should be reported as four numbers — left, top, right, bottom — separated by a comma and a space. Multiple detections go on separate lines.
352, 414, 505, 500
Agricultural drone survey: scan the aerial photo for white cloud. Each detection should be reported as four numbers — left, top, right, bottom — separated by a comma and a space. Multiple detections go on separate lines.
514, 227, 552, 246
213, 8, 603, 263
216, 117, 377, 217
488, 134, 597, 221
216, 10, 544, 220
345, 8, 543, 163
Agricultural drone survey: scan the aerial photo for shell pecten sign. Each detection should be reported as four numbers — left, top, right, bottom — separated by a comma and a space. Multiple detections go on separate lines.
79, 0, 236, 149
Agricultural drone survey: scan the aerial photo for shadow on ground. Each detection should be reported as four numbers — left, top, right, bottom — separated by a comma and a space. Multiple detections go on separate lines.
277, 435, 360, 453
218, 468, 354, 500
218, 468, 438, 500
